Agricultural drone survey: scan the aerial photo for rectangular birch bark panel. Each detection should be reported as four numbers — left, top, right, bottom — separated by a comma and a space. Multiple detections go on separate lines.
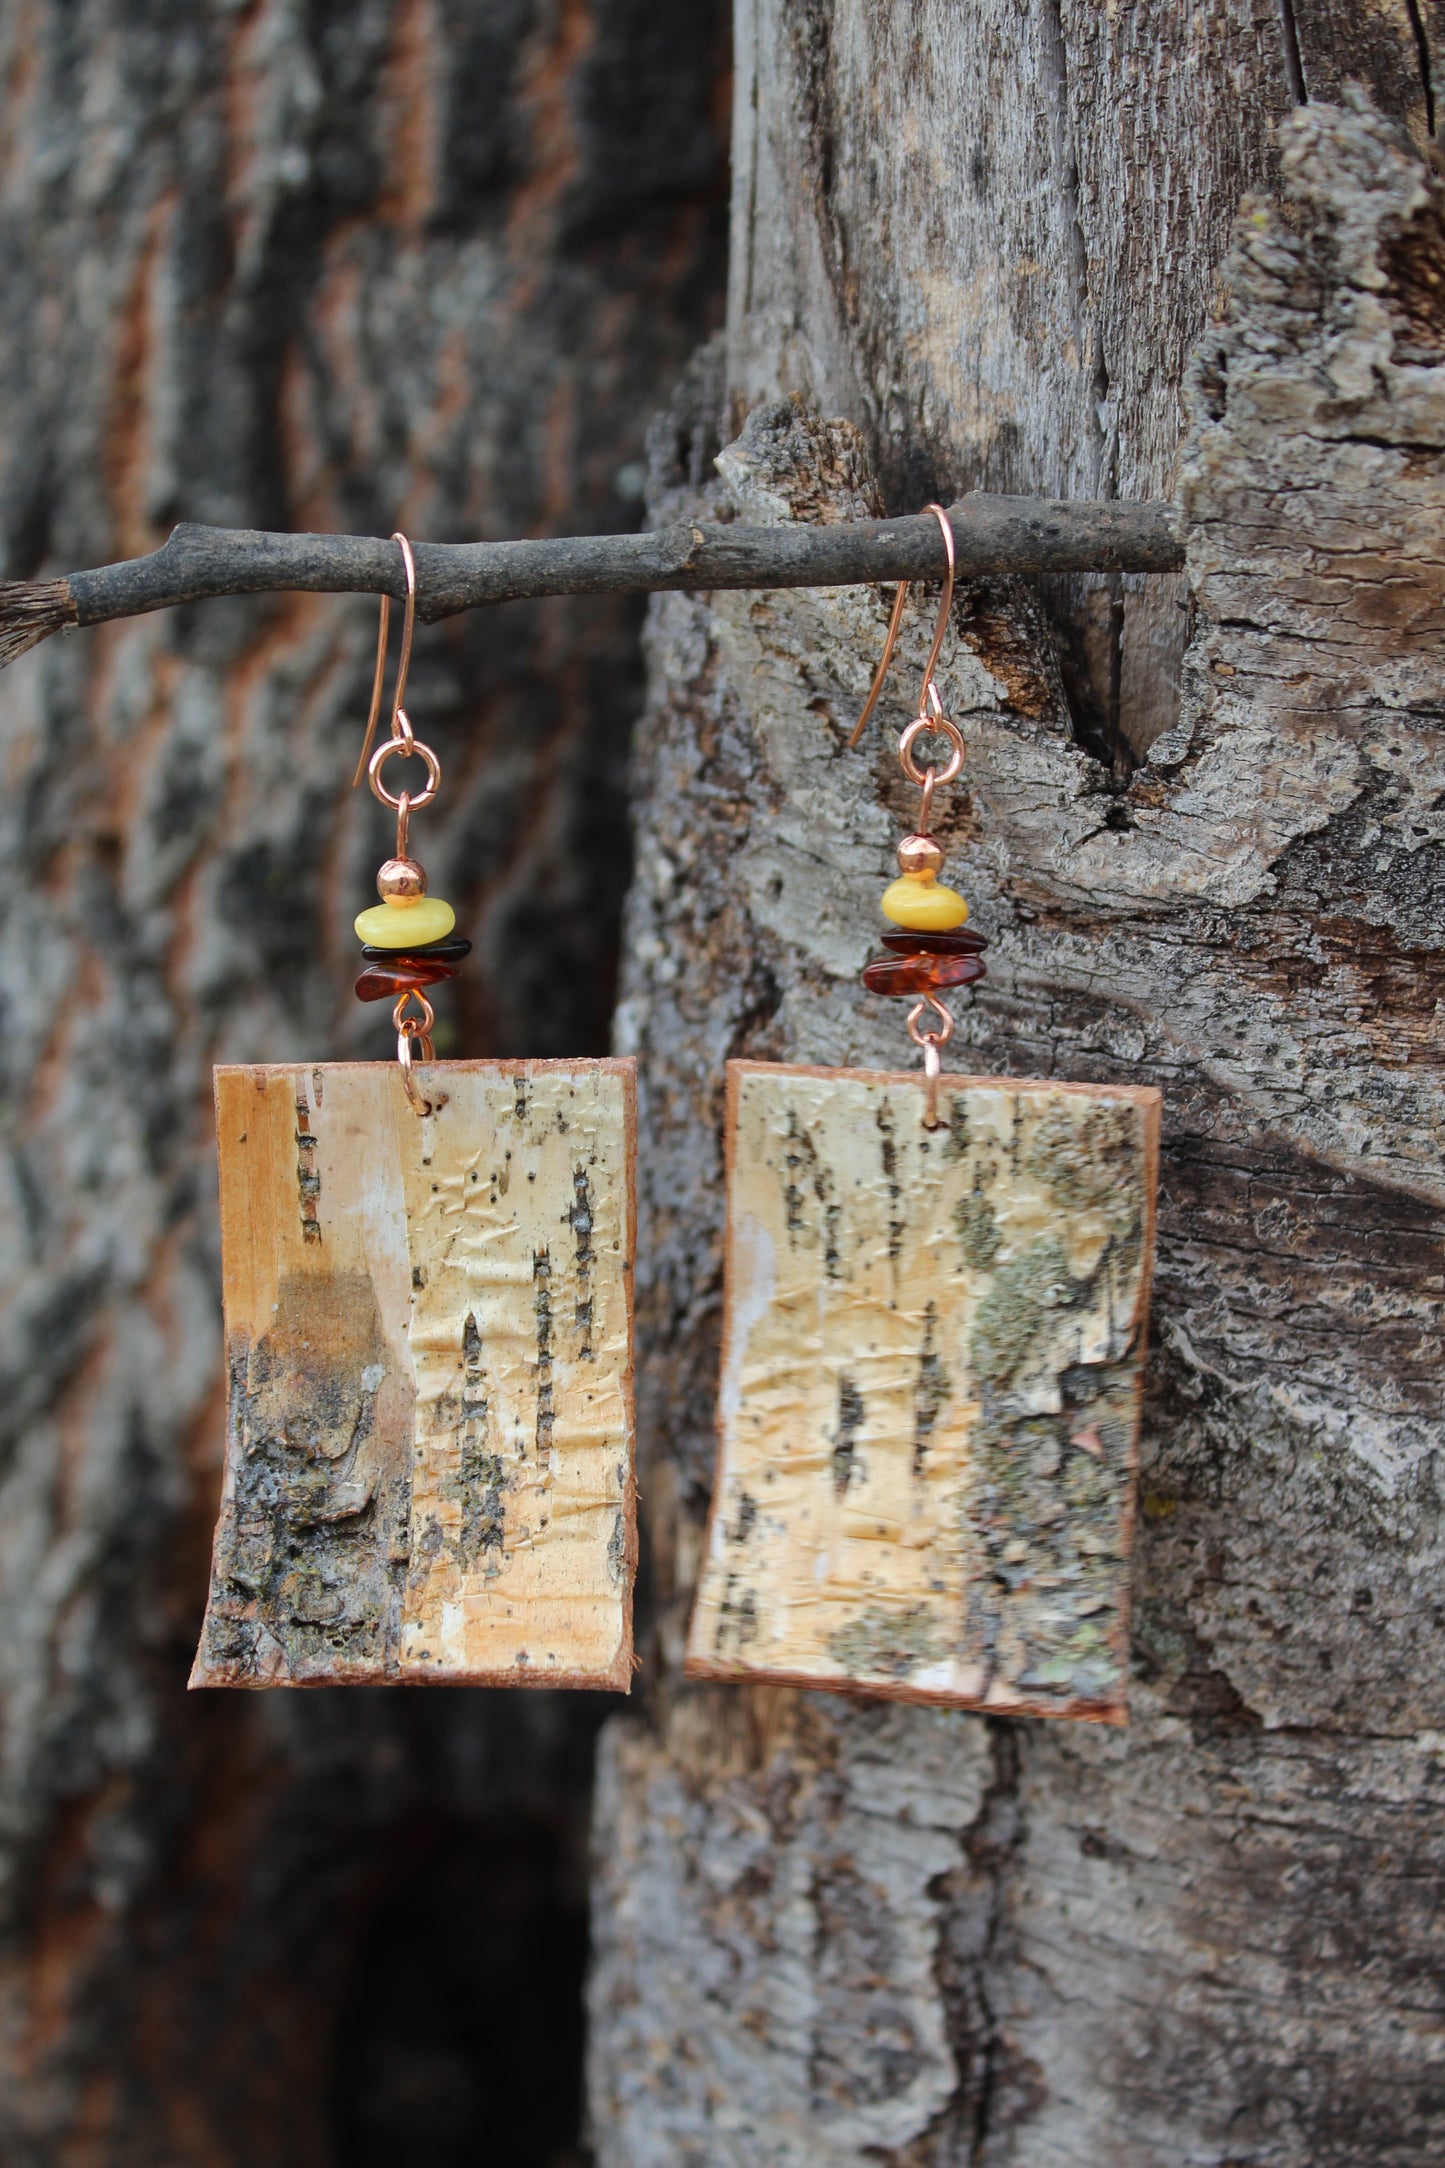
685, 1061, 1160, 1720
192, 1059, 636, 1690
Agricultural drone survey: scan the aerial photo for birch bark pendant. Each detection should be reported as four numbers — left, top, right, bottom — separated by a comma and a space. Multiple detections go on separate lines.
192, 1059, 636, 1688
685, 509, 1159, 1720
191, 536, 636, 1688
685, 1060, 1157, 1719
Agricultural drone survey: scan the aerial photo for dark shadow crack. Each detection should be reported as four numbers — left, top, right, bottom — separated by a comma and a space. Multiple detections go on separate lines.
1406, 0, 1436, 141
1277, 0, 1307, 109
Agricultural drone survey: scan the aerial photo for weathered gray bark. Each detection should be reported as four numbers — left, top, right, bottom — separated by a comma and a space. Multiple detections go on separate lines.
726, 0, 1445, 766
588, 16, 1445, 2166
0, 3, 726, 2160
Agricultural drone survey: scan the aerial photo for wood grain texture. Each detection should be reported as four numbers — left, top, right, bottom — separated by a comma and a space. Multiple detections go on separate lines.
192, 1060, 636, 1690
589, 87, 1445, 2168
686, 1064, 1158, 1718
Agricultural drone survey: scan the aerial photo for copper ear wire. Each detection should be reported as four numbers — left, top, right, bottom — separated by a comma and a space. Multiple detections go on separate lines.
353, 532, 417, 787
394, 989, 437, 1116
848, 502, 956, 749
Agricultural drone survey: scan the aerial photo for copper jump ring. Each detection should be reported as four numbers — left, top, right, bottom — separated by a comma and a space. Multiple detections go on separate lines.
898, 712, 965, 789
369, 733, 441, 813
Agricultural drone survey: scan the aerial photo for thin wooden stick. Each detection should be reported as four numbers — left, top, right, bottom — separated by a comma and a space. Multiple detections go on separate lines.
0, 497, 1183, 669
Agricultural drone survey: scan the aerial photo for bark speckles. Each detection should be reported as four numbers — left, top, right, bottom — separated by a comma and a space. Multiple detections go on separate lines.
876, 1093, 904, 1264
294, 1086, 320, 1242
570, 1163, 595, 1355
784, 1108, 842, 1272
783, 1106, 814, 1232
911, 1304, 948, 1475
831, 1374, 865, 1493
533, 1247, 555, 1462
458, 1312, 504, 1564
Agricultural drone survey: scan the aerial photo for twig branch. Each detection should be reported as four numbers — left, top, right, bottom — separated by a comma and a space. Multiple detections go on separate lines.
0, 497, 1183, 671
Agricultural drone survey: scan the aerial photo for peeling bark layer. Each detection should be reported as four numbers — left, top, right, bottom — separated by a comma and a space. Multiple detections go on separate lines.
0, 2, 727, 2158
589, 93, 1445, 2168
687, 1064, 1158, 1719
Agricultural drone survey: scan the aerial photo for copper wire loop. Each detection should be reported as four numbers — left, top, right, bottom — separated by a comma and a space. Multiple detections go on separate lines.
921, 1038, 943, 1129
394, 989, 437, 1115
907, 994, 953, 1130
849, 503, 957, 750
396, 1030, 433, 1116
392, 987, 436, 1043
906, 992, 954, 1051
898, 711, 965, 788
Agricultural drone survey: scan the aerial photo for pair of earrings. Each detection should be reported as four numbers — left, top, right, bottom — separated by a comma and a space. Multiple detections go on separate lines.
193, 523, 1158, 1724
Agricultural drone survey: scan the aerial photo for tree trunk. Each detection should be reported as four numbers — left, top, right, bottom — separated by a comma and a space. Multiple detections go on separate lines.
0, 5, 726, 2162
588, 11, 1445, 2165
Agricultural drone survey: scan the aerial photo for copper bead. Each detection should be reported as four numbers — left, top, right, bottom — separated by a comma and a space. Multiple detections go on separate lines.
376, 856, 428, 903
895, 832, 945, 879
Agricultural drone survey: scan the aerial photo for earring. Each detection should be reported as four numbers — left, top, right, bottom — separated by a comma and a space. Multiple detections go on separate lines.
686, 509, 1159, 1722
192, 536, 637, 1691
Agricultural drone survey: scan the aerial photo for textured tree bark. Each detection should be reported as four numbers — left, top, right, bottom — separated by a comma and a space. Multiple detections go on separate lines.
725, 0, 1445, 766
0, 3, 726, 2161
587, 20, 1445, 2168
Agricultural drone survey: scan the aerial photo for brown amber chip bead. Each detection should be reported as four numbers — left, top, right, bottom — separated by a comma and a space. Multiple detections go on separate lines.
354, 959, 461, 1004
862, 951, 988, 997
880, 928, 987, 955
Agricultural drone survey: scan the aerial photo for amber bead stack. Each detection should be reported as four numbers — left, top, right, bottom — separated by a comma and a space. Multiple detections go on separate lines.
862, 831, 987, 1000
353, 857, 469, 1007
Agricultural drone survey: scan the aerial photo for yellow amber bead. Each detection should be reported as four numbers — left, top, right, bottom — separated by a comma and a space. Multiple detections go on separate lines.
354, 896, 457, 948
880, 876, 970, 931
